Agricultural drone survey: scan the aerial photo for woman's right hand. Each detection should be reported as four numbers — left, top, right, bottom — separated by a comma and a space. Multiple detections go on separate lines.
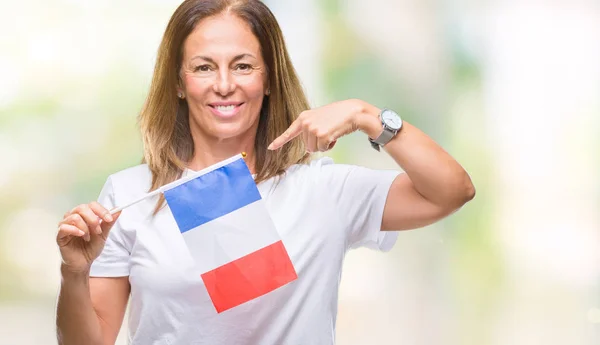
57, 202, 121, 273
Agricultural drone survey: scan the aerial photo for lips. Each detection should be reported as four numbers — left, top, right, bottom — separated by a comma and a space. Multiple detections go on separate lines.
208, 102, 244, 118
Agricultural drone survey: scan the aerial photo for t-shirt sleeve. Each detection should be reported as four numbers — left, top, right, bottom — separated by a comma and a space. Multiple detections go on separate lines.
319, 159, 401, 252
89, 176, 132, 277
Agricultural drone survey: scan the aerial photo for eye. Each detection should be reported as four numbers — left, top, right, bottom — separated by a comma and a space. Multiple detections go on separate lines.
235, 63, 252, 71
194, 65, 211, 72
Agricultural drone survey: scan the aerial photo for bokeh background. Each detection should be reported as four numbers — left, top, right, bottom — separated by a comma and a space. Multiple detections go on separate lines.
1, 0, 599, 344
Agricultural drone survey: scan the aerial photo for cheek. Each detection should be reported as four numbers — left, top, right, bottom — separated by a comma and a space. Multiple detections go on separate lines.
236, 75, 266, 99
183, 75, 211, 98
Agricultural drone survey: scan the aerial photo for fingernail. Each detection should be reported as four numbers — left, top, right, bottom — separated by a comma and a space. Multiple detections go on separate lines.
78, 230, 85, 236
104, 213, 113, 222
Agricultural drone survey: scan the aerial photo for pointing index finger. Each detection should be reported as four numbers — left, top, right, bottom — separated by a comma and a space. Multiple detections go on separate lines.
268, 119, 303, 150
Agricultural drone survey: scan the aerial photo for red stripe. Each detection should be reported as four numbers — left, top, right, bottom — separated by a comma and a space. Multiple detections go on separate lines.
201, 240, 297, 313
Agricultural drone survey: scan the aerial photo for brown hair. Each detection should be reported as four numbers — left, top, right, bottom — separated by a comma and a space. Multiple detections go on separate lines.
138, 0, 310, 214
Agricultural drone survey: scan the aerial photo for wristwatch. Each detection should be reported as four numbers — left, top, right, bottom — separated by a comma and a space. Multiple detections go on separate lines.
369, 108, 403, 151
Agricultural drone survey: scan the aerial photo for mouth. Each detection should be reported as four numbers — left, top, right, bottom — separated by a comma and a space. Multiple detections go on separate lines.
208, 102, 244, 118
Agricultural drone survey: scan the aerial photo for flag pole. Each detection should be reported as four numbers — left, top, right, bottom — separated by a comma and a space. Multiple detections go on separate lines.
108, 153, 247, 215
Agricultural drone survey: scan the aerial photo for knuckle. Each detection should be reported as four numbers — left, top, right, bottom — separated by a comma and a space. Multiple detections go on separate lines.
87, 214, 100, 227
74, 214, 90, 228
314, 129, 327, 138
298, 116, 309, 127
70, 213, 83, 225
89, 201, 106, 214
73, 204, 88, 215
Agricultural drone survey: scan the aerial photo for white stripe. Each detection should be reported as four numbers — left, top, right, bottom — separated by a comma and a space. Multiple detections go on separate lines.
181, 200, 281, 273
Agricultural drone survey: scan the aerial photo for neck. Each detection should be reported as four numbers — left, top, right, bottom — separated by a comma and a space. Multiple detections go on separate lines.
187, 130, 257, 174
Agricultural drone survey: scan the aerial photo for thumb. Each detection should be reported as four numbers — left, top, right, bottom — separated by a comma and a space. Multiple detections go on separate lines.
100, 211, 121, 237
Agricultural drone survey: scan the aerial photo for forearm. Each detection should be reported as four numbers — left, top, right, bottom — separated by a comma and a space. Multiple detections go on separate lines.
356, 101, 475, 207
56, 265, 104, 345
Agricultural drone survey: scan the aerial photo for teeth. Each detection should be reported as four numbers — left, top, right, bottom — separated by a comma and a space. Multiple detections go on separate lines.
216, 105, 236, 113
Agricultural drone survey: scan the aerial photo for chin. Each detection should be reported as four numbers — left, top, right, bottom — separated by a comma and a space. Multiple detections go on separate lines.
206, 121, 254, 141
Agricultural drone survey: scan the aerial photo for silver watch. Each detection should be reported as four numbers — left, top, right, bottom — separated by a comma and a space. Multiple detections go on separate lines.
369, 108, 402, 151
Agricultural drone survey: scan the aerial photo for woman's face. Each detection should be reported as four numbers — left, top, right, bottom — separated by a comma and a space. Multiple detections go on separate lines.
180, 14, 268, 142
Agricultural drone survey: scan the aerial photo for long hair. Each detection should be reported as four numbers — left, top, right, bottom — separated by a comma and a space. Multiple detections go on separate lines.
138, 0, 310, 214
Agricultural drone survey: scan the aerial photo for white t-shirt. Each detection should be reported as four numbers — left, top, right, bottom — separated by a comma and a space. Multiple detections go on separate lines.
90, 157, 400, 345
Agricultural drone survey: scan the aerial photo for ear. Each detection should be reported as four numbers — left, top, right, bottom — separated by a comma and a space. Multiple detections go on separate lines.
177, 76, 186, 99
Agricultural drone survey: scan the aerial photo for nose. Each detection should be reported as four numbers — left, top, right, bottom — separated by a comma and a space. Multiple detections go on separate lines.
212, 68, 236, 96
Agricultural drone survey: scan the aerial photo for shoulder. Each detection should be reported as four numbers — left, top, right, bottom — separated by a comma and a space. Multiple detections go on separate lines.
103, 164, 152, 201
110, 163, 151, 178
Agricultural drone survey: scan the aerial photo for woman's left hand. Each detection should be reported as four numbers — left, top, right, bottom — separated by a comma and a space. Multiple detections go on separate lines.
268, 99, 381, 152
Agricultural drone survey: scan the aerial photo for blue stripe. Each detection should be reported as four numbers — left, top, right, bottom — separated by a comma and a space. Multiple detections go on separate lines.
164, 158, 261, 233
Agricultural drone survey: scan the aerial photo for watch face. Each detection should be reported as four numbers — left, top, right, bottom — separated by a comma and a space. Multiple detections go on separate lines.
381, 109, 402, 130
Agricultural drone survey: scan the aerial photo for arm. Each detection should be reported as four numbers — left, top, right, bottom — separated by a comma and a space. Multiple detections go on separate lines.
268, 99, 475, 231
355, 101, 476, 230
57, 270, 129, 345
56, 200, 129, 345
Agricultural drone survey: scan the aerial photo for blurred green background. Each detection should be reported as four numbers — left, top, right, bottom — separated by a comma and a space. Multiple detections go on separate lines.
1, 0, 599, 344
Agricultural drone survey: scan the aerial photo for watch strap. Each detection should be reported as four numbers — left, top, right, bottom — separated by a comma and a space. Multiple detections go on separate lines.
369, 125, 396, 151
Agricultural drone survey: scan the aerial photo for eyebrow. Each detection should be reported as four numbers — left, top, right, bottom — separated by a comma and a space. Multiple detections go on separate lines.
191, 54, 256, 64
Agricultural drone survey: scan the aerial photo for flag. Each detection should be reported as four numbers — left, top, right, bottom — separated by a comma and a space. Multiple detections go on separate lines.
163, 155, 297, 313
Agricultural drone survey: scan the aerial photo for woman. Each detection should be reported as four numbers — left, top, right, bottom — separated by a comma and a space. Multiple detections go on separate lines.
56, 0, 475, 344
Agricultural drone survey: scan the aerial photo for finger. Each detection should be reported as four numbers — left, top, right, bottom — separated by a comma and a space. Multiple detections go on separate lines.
305, 128, 318, 153
75, 204, 103, 236
57, 223, 86, 243
64, 213, 91, 241
99, 211, 121, 238
301, 128, 308, 152
268, 119, 303, 150
317, 136, 332, 152
89, 202, 113, 223
58, 213, 90, 241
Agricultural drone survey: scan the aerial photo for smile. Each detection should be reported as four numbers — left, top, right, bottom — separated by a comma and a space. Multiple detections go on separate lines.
208, 102, 244, 118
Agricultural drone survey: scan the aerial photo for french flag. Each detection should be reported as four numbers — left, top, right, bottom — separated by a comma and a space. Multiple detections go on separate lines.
163, 155, 297, 313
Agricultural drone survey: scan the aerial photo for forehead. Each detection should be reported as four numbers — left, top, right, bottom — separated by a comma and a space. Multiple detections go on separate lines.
183, 14, 261, 60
